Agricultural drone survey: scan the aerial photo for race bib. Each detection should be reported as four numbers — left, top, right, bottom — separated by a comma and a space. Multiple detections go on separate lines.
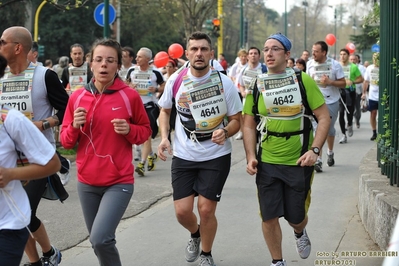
257, 68, 303, 120
183, 71, 227, 132
0, 66, 34, 120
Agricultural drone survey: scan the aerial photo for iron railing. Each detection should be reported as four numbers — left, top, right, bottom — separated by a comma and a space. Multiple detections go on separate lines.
377, 0, 399, 186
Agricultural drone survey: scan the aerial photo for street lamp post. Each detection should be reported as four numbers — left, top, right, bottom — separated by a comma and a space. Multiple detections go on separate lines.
302, 1, 308, 51
103, 0, 110, 38
329, 5, 338, 59
240, 0, 244, 48
284, 0, 287, 36
334, 8, 337, 58
34, 0, 47, 42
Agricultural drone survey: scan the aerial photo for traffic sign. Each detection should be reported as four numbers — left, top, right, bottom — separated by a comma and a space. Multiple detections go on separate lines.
371, 44, 380, 53
93, 3, 116, 27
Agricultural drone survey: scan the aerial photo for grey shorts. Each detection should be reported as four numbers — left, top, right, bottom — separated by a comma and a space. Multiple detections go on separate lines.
256, 163, 314, 224
171, 154, 231, 201
327, 101, 339, 137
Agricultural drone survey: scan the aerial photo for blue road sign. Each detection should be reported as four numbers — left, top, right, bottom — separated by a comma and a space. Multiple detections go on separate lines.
371, 44, 380, 53
94, 3, 116, 27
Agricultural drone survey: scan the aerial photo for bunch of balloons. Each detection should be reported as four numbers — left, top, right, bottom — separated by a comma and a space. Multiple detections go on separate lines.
153, 43, 184, 68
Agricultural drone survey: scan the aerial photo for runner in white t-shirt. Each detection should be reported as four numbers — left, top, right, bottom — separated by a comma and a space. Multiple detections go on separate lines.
157, 32, 242, 266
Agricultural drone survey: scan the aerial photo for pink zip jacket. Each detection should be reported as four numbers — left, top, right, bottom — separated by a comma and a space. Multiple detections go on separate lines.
61, 78, 151, 186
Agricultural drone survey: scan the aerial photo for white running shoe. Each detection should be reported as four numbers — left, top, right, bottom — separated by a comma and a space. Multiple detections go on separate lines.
347, 126, 353, 137
185, 237, 201, 262
59, 159, 71, 186
295, 228, 311, 259
271, 260, 287, 266
235, 131, 243, 140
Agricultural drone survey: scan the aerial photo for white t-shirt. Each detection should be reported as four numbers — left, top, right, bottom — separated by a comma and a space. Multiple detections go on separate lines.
229, 62, 248, 88
236, 62, 264, 90
127, 66, 164, 105
307, 58, 344, 104
364, 64, 379, 101
356, 64, 367, 94
119, 63, 134, 81
0, 109, 55, 230
158, 69, 242, 161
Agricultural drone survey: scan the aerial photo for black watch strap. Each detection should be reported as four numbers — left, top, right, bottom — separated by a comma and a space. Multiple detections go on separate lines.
311, 147, 320, 155
222, 128, 229, 139
42, 119, 51, 130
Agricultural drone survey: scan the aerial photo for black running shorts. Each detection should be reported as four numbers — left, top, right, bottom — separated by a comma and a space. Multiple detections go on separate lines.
171, 154, 231, 201
256, 163, 314, 224
144, 102, 160, 139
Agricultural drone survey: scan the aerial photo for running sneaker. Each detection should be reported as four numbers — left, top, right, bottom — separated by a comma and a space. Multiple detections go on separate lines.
135, 162, 145, 176
314, 158, 323, 173
185, 237, 201, 262
339, 135, 347, 144
271, 260, 287, 266
370, 133, 377, 141
147, 153, 158, 171
59, 159, 71, 186
295, 228, 311, 259
347, 126, 353, 137
199, 254, 215, 266
327, 152, 335, 167
235, 131, 243, 140
42, 245, 62, 266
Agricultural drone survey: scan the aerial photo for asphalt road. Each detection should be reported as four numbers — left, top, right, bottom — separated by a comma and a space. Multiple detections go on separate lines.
21, 114, 385, 265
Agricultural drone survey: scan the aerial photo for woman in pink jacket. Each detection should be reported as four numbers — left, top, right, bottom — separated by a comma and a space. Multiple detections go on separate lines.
60, 39, 151, 266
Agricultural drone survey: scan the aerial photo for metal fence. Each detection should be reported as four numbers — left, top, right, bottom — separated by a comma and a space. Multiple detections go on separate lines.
377, 0, 399, 186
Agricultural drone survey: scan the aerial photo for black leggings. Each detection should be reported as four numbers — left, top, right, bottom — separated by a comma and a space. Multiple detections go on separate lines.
339, 90, 356, 134
23, 151, 69, 232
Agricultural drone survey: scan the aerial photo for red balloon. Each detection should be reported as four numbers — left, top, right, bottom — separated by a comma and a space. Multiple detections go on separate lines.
325, 34, 336, 46
153, 51, 169, 68
346, 42, 356, 54
168, 43, 184, 59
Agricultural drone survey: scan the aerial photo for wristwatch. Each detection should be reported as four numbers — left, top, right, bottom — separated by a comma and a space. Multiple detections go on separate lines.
311, 147, 320, 155
41, 119, 51, 130
222, 128, 229, 139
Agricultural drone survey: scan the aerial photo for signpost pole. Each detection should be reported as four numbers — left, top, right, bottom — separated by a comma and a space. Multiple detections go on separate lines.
103, 0, 110, 38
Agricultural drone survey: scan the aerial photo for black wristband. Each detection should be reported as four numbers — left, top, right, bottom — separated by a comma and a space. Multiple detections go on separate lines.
41, 119, 51, 130
222, 128, 228, 139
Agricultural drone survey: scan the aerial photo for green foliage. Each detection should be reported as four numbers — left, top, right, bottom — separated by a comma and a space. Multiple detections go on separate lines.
0, 2, 27, 34
362, 3, 380, 39
350, 25, 379, 51
350, 3, 379, 52
378, 87, 390, 164
57, 146, 76, 155
37, 0, 103, 61
119, 1, 183, 55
